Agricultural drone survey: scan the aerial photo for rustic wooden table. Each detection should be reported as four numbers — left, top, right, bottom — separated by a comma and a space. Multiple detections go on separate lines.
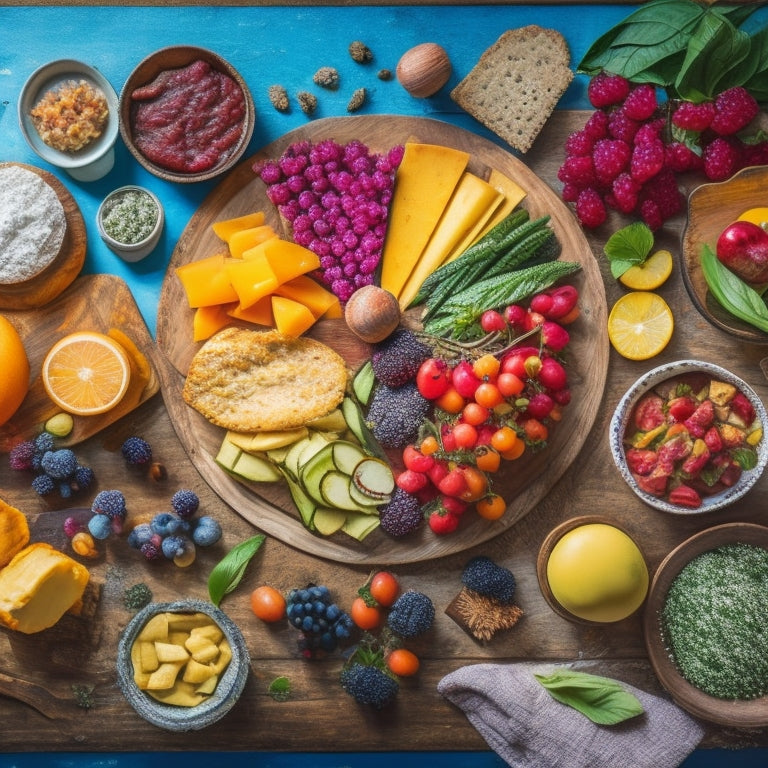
2, 107, 768, 755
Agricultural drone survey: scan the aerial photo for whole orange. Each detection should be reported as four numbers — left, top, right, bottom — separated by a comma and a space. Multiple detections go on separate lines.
0, 314, 30, 426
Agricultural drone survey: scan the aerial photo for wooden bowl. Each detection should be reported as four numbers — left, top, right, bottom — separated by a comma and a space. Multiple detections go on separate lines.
681, 164, 768, 343
116, 599, 250, 731
609, 359, 768, 514
644, 522, 768, 727
537, 515, 649, 626
119, 46, 255, 184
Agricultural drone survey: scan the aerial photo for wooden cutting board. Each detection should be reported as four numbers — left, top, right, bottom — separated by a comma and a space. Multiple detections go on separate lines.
155, 115, 609, 564
0, 162, 86, 310
0, 274, 160, 451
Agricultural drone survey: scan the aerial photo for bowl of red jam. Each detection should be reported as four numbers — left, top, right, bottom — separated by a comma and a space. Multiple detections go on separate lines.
609, 360, 768, 514
119, 46, 255, 183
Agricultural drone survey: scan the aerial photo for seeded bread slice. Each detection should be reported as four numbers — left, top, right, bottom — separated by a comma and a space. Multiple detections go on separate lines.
450, 26, 573, 154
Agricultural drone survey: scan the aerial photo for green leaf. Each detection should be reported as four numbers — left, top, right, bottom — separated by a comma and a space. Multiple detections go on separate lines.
267, 676, 292, 702
534, 670, 644, 725
207, 534, 265, 606
700, 244, 768, 334
733, 445, 759, 471
743, 27, 768, 102
603, 222, 655, 278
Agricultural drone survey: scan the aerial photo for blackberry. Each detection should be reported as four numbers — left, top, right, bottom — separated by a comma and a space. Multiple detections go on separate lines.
121, 436, 153, 465
91, 490, 127, 520
370, 329, 432, 388
341, 662, 398, 708
367, 381, 430, 449
387, 590, 435, 638
379, 488, 423, 537
171, 489, 200, 519
461, 555, 517, 604
8, 441, 35, 471
71, 465, 96, 492
34, 431, 55, 455
31, 473, 56, 496
40, 448, 78, 480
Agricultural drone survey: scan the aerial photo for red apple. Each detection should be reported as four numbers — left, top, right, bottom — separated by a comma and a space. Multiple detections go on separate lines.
716, 220, 768, 283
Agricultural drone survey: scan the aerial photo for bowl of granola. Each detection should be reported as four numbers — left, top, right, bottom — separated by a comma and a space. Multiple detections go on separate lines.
609, 359, 768, 514
18, 60, 119, 182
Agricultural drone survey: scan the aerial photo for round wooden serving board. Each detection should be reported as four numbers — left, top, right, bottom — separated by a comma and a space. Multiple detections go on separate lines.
0, 274, 160, 451
156, 115, 609, 564
0, 162, 86, 310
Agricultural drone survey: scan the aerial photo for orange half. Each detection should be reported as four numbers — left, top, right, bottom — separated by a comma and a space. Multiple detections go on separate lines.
42, 331, 131, 416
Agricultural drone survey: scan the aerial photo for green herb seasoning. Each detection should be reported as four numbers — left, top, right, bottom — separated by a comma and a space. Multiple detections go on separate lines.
662, 543, 768, 700
102, 189, 158, 245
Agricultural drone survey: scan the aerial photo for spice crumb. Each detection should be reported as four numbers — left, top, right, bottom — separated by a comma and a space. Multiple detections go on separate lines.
377, 69, 393, 81
346, 87, 367, 113
267, 84, 290, 112
349, 41, 373, 64
313, 67, 340, 90
297, 91, 318, 116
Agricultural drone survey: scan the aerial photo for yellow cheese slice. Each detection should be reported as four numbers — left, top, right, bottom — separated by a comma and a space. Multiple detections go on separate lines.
397, 172, 503, 310
379, 142, 470, 299
443, 168, 528, 266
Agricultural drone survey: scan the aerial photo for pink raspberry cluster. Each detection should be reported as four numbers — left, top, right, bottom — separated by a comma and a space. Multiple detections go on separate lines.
560, 73, 767, 230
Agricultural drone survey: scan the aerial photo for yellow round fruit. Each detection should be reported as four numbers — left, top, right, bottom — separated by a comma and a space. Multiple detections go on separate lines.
546, 523, 649, 623
737, 207, 768, 231
618, 249, 674, 291
0, 314, 30, 427
607, 291, 674, 360
42, 331, 131, 416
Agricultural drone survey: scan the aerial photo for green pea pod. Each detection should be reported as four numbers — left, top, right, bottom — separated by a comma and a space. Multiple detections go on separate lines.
700, 244, 768, 335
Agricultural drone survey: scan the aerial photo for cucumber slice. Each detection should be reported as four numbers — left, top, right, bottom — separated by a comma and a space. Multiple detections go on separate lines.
231, 451, 283, 483
352, 361, 376, 405
215, 437, 242, 472
300, 446, 337, 506
341, 511, 381, 541
283, 474, 319, 530
282, 435, 315, 481
352, 457, 395, 500
349, 481, 387, 508
331, 440, 368, 475
313, 507, 347, 536
306, 408, 347, 432
341, 396, 387, 460
319, 470, 370, 512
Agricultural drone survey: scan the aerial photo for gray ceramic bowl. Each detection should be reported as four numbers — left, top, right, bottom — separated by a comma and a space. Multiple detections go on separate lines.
18, 60, 119, 182
97, 185, 164, 262
609, 360, 768, 514
117, 599, 249, 731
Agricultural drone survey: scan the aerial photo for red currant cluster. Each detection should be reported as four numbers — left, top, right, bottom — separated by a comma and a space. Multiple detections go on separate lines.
561, 73, 767, 231
393, 284, 579, 535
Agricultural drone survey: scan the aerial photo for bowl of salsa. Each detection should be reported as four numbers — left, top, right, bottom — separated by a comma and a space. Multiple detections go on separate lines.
119, 46, 255, 183
609, 359, 767, 514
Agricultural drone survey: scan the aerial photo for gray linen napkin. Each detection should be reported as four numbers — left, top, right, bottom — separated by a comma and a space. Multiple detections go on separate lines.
438, 663, 705, 768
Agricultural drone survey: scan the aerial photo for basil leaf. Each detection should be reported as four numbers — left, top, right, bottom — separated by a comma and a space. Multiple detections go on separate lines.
700, 244, 768, 334
743, 28, 768, 102
603, 222, 655, 278
675, 13, 751, 101
733, 445, 759, 471
534, 670, 644, 726
208, 534, 265, 606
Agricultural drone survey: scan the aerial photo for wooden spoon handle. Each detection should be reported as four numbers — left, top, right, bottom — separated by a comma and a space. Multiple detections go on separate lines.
0, 669, 70, 720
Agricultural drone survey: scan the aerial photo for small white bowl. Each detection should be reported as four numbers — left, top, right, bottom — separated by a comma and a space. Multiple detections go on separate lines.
116, 599, 250, 731
18, 60, 119, 182
97, 185, 164, 262
609, 360, 768, 514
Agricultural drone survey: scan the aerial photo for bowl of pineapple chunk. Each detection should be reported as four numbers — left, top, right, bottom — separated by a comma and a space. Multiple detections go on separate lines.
117, 599, 249, 730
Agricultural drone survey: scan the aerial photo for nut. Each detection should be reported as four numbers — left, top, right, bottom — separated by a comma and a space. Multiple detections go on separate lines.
344, 285, 401, 343
396, 43, 452, 98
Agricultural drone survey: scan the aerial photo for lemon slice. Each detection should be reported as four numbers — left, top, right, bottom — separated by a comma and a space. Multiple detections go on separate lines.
608, 292, 674, 360
618, 249, 674, 290
737, 207, 768, 230
42, 331, 132, 416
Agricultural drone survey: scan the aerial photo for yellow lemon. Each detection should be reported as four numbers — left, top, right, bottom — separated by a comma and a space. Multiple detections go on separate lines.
0, 314, 30, 427
608, 291, 674, 361
618, 249, 674, 290
546, 523, 649, 623
42, 331, 131, 416
737, 207, 768, 231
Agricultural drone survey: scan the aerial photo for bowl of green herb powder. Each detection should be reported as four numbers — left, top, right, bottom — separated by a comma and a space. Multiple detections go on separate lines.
97, 185, 164, 262
644, 522, 768, 727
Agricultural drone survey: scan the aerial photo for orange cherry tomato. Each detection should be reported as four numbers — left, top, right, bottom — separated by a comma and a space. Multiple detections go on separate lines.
462, 401, 490, 426
435, 387, 465, 414
472, 353, 500, 381
474, 445, 501, 473
490, 425, 518, 453
523, 418, 549, 443
387, 648, 420, 677
351, 596, 382, 630
420, 435, 440, 455
476, 494, 507, 520
250, 585, 287, 623
369, 571, 400, 608
497, 372, 524, 398
474, 382, 504, 409
459, 465, 488, 502
500, 438, 526, 461
452, 422, 479, 449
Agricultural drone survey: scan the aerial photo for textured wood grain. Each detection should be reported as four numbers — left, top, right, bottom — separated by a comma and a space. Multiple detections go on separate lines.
0, 162, 86, 310
0, 274, 160, 450
155, 115, 609, 564
1, 112, 767, 754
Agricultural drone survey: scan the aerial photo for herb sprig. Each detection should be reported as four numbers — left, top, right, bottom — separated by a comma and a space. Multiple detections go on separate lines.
208, 534, 265, 606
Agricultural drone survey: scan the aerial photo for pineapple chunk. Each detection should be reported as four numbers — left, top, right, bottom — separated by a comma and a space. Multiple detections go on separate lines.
183, 658, 217, 684
154, 641, 191, 663
146, 661, 185, 691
